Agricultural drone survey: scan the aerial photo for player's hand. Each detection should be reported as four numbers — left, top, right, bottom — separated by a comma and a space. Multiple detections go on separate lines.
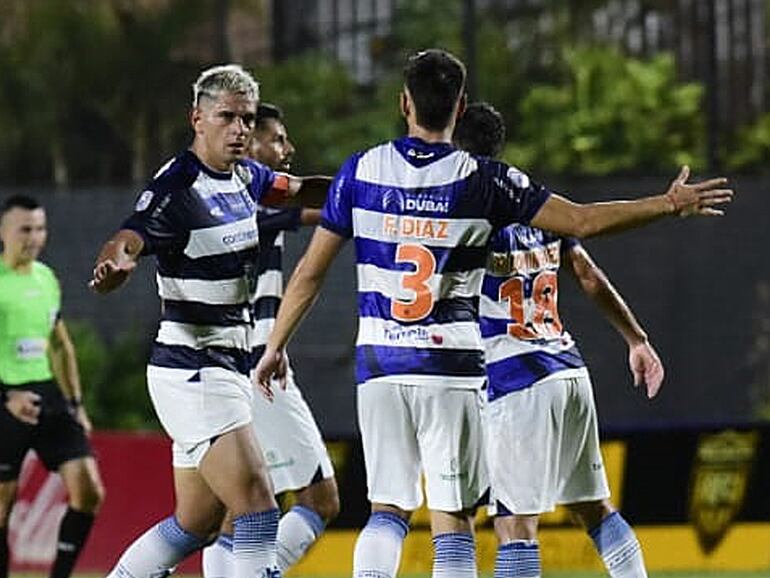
89, 259, 136, 294
629, 340, 664, 399
664, 165, 733, 217
254, 346, 288, 401
74, 406, 93, 434
5, 390, 42, 425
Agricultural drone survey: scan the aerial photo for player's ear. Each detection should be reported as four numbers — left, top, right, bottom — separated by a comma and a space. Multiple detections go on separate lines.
190, 106, 203, 134
399, 89, 410, 119
456, 92, 467, 119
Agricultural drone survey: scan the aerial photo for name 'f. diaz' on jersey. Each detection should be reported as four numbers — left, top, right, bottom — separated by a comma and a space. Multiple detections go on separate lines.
121, 150, 278, 376
321, 136, 551, 389
480, 225, 587, 402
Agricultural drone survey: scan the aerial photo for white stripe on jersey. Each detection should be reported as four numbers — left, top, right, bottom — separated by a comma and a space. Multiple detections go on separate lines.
483, 332, 577, 365
253, 270, 283, 300
190, 169, 250, 198
363, 374, 487, 389
358, 317, 482, 350
156, 320, 256, 351
157, 274, 248, 305
352, 208, 493, 248
356, 263, 485, 300
250, 317, 275, 347
356, 144, 478, 188
184, 217, 259, 259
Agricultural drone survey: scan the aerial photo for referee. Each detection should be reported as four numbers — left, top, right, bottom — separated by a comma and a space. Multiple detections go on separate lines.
0, 195, 104, 578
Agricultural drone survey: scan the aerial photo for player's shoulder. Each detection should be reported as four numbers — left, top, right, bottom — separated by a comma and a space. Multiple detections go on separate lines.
147, 151, 201, 194
32, 260, 60, 286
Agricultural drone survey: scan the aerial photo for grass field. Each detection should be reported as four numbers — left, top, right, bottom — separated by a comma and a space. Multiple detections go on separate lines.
10, 572, 770, 578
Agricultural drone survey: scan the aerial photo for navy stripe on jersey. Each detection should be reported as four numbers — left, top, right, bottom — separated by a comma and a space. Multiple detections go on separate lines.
162, 300, 250, 326
252, 296, 280, 321
356, 345, 485, 383
156, 248, 259, 281
149, 343, 253, 375
354, 238, 487, 273
486, 347, 585, 401
359, 292, 478, 324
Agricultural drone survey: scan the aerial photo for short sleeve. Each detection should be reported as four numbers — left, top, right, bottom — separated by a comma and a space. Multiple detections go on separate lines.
121, 188, 181, 255
561, 237, 581, 252
484, 163, 552, 230
320, 153, 360, 238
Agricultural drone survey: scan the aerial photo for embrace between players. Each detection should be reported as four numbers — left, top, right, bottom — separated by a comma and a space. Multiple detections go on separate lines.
90, 49, 732, 578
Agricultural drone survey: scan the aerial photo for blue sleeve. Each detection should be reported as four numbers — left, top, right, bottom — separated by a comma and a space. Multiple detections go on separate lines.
241, 159, 277, 203
320, 153, 360, 239
483, 162, 552, 230
258, 208, 303, 234
121, 187, 183, 255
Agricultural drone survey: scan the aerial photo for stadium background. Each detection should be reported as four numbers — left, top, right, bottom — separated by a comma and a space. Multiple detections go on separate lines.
1, 0, 769, 576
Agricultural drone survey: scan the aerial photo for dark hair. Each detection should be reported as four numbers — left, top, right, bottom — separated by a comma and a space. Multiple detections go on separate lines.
404, 49, 466, 131
256, 103, 284, 131
453, 102, 506, 159
1, 195, 42, 217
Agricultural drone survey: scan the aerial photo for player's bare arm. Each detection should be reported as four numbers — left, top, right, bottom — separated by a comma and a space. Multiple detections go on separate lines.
255, 227, 345, 396
300, 208, 322, 225
530, 165, 733, 238
49, 318, 93, 432
564, 245, 664, 398
89, 229, 144, 294
262, 174, 332, 209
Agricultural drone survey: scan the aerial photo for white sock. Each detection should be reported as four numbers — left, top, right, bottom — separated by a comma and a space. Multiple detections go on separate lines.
232, 509, 280, 578
276, 505, 325, 572
589, 512, 648, 578
106, 516, 204, 578
202, 534, 234, 578
353, 512, 409, 578
432, 532, 477, 578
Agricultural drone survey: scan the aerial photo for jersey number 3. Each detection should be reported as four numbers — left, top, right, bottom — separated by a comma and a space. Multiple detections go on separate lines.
392, 244, 436, 322
499, 271, 563, 339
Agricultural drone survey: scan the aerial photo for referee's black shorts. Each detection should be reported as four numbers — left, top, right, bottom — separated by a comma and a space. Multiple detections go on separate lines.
0, 380, 92, 481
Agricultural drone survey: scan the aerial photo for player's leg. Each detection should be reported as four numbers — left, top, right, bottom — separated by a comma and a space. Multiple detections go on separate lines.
0, 481, 17, 578
569, 500, 647, 578
354, 382, 419, 578
418, 387, 487, 578
484, 376, 574, 578
53, 456, 105, 578
256, 370, 339, 571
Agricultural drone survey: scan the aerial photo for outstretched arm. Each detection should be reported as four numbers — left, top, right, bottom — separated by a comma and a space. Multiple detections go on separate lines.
89, 229, 144, 294
262, 175, 332, 209
564, 244, 664, 398
255, 227, 345, 396
531, 166, 732, 238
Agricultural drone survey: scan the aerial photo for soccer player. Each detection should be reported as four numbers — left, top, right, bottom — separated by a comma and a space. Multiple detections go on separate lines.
202, 103, 338, 575
255, 49, 730, 578
89, 65, 330, 578
0, 195, 105, 578
455, 101, 661, 578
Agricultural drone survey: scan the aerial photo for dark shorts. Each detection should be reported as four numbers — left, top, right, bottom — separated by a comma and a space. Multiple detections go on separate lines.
0, 381, 92, 481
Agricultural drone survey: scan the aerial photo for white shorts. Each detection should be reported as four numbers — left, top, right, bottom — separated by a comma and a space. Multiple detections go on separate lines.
484, 369, 610, 515
357, 380, 488, 512
147, 365, 253, 469
250, 365, 334, 494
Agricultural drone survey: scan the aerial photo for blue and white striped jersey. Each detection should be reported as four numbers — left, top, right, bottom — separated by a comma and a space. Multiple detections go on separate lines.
480, 224, 586, 401
321, 136, 551, 388
251, 207, 303, 351
122, 150, 277, 375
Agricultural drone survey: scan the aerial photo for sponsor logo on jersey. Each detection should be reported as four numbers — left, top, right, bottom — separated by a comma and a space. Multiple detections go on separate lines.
382, 214, 449, 240
384, 326, 432, 343
381, 190, 450, 214
407, 148, 435, 160
689, 430, 759, 554
222, 229, 258, 245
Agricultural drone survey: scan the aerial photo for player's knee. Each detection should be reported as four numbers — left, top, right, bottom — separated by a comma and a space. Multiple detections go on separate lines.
495, 514, 539, 541
315, 489, 340, 522
69, 477, 106, 514
567, 499, 614, 530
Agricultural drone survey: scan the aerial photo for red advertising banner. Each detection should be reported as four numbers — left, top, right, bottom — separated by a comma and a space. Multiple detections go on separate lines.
10, 431, 201, 573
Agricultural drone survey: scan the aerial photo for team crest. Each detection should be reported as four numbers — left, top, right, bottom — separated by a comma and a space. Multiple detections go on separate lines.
134, 190, 154, 211
688, 430, 759, 553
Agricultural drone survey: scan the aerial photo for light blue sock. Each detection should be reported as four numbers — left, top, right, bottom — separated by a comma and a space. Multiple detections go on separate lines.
353, 511, 409, 578
106, 516, 205, 578
589, 512, 647, 578
202, 533, 234, 578
432, 532, 477, 578
233, 509, 281, 578
494, 540, 541, 578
